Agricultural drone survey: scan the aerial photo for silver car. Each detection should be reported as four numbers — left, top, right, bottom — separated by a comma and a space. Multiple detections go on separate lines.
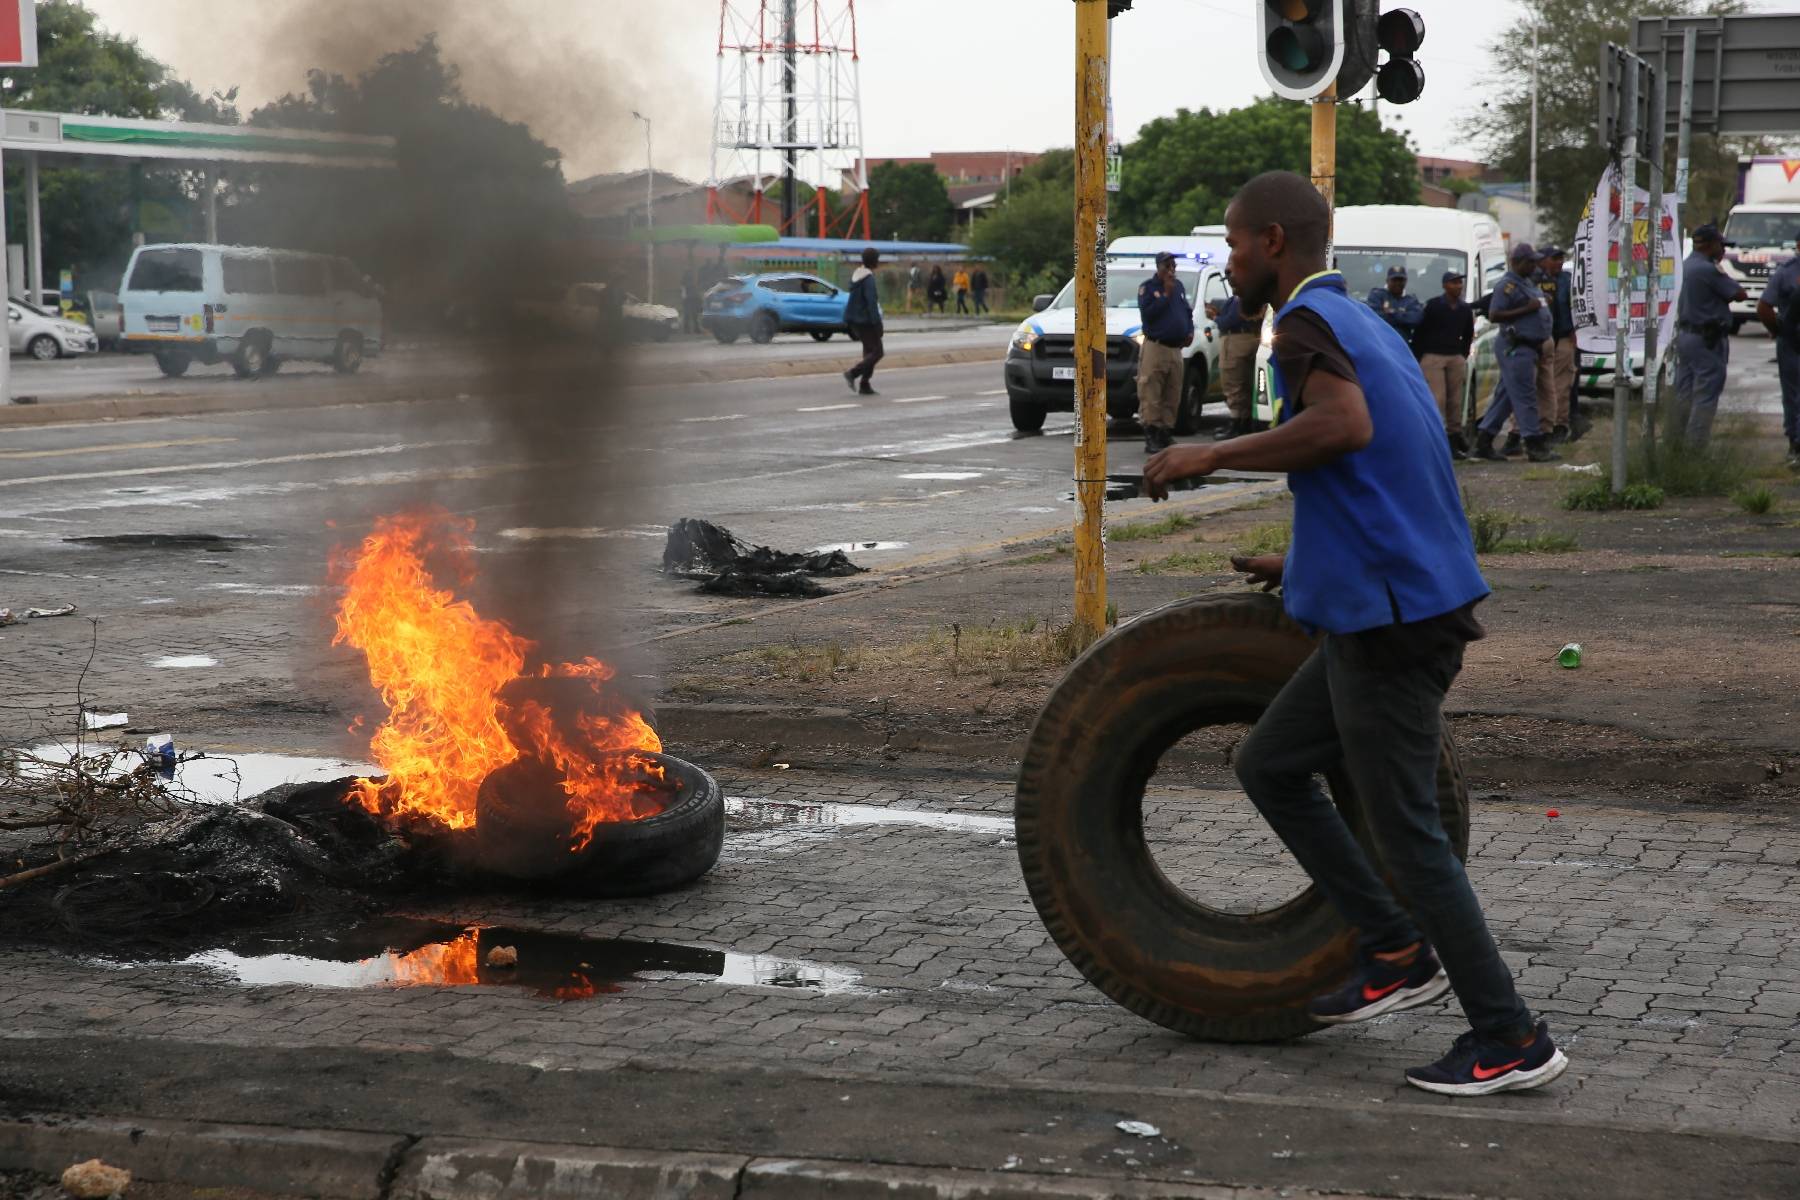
10, 299, 98, 360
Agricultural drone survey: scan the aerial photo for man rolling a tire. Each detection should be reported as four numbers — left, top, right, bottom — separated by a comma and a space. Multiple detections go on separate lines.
1143, 171, 1568, 1097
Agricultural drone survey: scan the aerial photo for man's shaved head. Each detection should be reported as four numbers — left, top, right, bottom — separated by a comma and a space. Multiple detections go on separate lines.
1222, 171, 1331, 310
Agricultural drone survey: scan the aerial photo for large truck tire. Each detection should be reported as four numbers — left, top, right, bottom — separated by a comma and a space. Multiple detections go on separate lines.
1015, 591, 1470, 1043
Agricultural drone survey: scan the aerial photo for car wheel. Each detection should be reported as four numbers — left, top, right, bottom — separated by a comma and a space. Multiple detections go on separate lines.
26, 335, 60, 362
653, 322, 673, 342
1016, 591, 1470, 1043
155, 350, 191, 378
232, 335, 270, 379
712, 328, 739, 345
749, 311, 779, 344
1174, 362, 1206, 435
332, 333, 365, 375
809, 330, 833, 342
1009, 395, 1047, 432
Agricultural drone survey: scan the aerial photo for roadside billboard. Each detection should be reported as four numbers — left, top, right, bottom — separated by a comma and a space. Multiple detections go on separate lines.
1573, 166, 1682, 359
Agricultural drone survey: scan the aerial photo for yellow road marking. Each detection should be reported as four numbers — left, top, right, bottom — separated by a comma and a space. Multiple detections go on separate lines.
0, 436, 238, 461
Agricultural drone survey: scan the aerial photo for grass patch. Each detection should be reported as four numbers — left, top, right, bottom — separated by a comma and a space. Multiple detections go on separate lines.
1110, 511, 1201, 542
933, 617, 1103, 676
749, 641, 863, 681
1733, 485, 1779, 515
1562, 479, 1665, 511
1136, 549, 1230, 575
1519, 467, 1563, 482
1012, 545, 1072, 566
1632, 425, 1750, 497
1239, 521, 1292, 555
1720, 549, 1800, 559
1492, 531, 1581, 554
1462, 492, 1514, 554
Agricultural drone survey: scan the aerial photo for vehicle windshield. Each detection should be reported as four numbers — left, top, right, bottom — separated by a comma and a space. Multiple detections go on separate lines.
1724, 211, 1800, 247
13, 298, 52, 318
1047, 262, 1204, 311
1334, 248, 1469, 304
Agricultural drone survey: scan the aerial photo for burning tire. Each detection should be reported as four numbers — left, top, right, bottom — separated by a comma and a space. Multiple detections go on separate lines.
476, 750, 722, 896
1015, 592, 1470, 1043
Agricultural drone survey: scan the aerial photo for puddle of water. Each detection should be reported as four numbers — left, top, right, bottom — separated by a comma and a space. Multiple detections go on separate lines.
136, 920, 867, 1000
726, 796, 1012, 835
208, 583, 320, 597
22, 742, 374, 805
138, 597, 176, 606
897, 471, 984, 481
809, 541, 909, 554
151, 654, 219, 669
498, 526, 666, 542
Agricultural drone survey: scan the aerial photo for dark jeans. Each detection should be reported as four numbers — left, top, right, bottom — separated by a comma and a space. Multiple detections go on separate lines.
955, 289, 969, 314
1235, 635, 1533, 1040
848, 323, 885, 385
972, 288, 989, 314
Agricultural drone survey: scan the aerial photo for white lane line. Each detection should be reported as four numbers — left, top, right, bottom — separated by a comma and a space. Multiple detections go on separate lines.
898, 471, 984, 481
680, 413, 748, 423
891, 394, 947, 404
0, 440, 481, 490
975, 389, 1008, 396
0, 436, 238, 460
797, 403, 861, 412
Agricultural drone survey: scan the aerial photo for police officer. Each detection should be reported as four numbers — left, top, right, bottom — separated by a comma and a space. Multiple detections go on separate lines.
1673, 224, 1749, 448
1536, 247, 1578, 443
1753, 231, 1800, 463
1205, 292, 1266, 439
1366, 265, 1424, 347
1472, 243, 1558, 464
1136, 250, 1195, 454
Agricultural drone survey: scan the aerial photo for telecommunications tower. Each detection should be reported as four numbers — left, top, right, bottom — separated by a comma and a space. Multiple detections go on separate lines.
708, 0, 871, 239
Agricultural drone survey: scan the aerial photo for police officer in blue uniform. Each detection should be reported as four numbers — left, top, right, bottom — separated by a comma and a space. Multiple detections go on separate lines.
1366, 265, 1424, 347
1754, 230, 1800, 463
1145, 171, 1568, 1099
1472, 243, 1558, 463
1674, 224, 1750, 448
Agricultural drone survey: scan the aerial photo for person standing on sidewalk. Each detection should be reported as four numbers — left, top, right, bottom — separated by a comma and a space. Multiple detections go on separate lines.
1471, 242, 1558, 463
1755, 232, 1800, 464
971, 266, 990, 315
927, 265, 948, 315
1673, 224, 1748, 449
1144, 171, 1568, 1098
841, 247, 885, 396
1535, 247, 1578, 443
1135, 250, 1194, 454
1414, 270, 1475, 459
953, 266, 972, 315
907, 263, 922, 314
1206, 293, 1265, 439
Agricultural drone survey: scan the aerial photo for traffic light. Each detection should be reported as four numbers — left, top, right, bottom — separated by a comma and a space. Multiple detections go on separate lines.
1107, 0, 1133, 16
1374, 8, 1425, 103
1257, 1, 1346, 101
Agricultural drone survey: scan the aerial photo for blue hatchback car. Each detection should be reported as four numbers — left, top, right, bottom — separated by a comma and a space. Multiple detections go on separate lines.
702, 272, 850, 345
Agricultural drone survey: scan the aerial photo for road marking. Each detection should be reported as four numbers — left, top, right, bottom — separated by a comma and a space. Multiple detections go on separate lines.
976, 389, 1008, 396
680, 413, 748, 423
0, 440, 480, 490
898, 471, 984, 481
796, 403, 861, 412
891, 395, 947, 404
0, 436, 238, 460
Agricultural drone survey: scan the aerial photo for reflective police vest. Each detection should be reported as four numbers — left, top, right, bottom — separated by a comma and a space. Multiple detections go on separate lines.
1270, 272, 1490, 634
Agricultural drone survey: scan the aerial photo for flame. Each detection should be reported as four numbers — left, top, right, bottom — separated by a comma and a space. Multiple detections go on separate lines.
333, 510, 664, 840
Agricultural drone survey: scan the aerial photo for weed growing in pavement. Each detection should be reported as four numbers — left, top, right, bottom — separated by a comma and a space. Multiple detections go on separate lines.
1239, 521, 1292, 556
1462, 492, 1514, 554
1734, 485, 1779, 515
1562, 479, 1665, 511
1492, 531, 1580, 554
752, 641, 863, 681
1110, 511, 1200, 541
1136, 550, 1230, 575
1721, 549, 1800, 559
1631, 422, 1749, 497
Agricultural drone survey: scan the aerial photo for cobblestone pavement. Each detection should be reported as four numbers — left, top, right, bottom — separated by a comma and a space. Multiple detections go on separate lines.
3, 763, 1796, 1148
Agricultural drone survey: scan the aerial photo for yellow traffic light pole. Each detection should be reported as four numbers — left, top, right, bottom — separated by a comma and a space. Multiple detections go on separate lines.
1072, 0, 1110, 643
1311, 79, 1337, 247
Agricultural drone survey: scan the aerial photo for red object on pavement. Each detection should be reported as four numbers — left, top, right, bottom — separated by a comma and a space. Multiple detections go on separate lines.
0, 1, 36, 67
1546, 809, 1560, 819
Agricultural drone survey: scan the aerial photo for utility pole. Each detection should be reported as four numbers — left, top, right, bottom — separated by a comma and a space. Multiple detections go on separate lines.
633, 111, 655, 304
1072, 0, 1110, 643
1675, 27, 1696, 210
781, 0, 798, 232
1313, 81, 1338, 253
1611, 53, 1639, 497
1645, 46, 1669, 455
1529, 20, 1540, 245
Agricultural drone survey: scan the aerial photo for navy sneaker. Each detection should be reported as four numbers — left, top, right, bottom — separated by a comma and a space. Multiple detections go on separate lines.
1309, 946, 1450, 1025
1405, 1019, 1569, 1097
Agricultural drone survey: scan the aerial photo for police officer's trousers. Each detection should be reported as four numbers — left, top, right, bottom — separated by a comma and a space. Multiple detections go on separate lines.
1776, 338, 1799, 447
1673, 330, 1730, 448
1477, 341, 1543, 440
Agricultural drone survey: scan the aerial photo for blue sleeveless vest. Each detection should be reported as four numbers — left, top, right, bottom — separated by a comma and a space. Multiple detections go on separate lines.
1270, 273, 1488, 634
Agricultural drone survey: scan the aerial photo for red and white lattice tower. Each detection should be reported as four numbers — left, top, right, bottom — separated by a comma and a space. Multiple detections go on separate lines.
708, 0, 871, 239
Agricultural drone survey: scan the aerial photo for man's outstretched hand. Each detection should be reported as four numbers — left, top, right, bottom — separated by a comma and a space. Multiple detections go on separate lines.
1231, 553, 1285, 592
1143, 442, 1219, 501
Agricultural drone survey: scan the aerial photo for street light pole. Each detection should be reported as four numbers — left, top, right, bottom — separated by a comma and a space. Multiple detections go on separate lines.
1530, 19, 1540, 244
632, 110, 655, 304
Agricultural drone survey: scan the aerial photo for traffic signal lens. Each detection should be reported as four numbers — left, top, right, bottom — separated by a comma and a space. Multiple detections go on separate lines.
1377, 58, 1426, 104
1376, 9, 1425, 55
1268, 25, 1327, 71
1267, 0, 1322, 18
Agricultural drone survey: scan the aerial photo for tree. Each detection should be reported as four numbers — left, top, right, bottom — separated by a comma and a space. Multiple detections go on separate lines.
1465, 0, 1753, 243
867, 161, 950, 242
1115, 97, 1418, 234
969, 176, 1074, 296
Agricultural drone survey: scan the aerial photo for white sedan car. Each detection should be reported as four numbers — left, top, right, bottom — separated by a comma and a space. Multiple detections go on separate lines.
10, 299, 98, 360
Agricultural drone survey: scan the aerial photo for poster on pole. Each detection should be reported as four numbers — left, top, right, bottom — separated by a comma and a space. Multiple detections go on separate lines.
1574, 166, 1681, 358
0, 1, 36, 67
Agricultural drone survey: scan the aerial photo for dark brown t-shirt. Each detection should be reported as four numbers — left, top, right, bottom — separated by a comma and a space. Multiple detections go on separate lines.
1270, 307, 1486, 660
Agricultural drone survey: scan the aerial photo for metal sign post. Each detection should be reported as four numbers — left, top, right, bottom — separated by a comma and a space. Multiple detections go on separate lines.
1610, 51, 1640, 497
0, 0, 37, 405
1072, 0, 1110, 643
1644, 46, 1669, 454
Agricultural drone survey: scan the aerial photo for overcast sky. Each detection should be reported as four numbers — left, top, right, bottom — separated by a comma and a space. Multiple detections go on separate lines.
79, 1, 1795, 185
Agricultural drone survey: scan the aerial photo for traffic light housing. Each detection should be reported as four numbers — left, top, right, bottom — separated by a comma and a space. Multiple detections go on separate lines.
1257, 0, 1345, 101
1107, 0, 1132, 16
1374, 8, 1425, 103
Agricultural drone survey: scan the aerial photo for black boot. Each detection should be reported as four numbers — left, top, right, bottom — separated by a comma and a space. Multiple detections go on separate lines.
843, 368, 859, 393
1448, 431, 1470, 461
1144, 425, 1173, 454
1525, 434, 1561, 463
1472, 431, 1506, 462
1548, 424, 1570, 444
1501, 432, 1523, 457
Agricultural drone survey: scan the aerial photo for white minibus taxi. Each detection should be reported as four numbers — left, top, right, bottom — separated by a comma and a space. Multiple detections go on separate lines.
120, 243, 383, 378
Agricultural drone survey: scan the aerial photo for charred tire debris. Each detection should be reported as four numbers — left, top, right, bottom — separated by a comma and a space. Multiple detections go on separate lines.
662, 518, 866, 598
1015, 592, 1470, 1043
